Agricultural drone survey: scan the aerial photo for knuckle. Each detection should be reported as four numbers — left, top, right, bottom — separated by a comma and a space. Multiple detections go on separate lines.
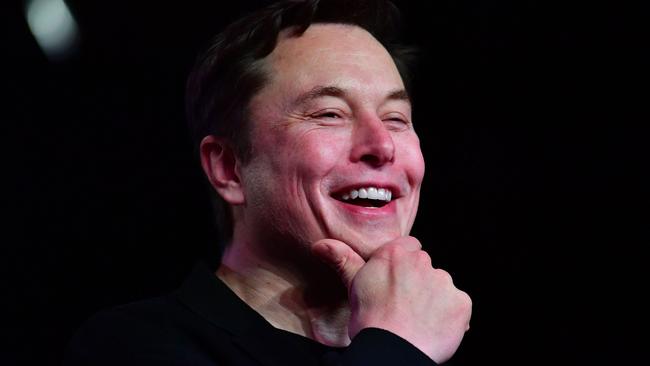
416, 250, 432, 265
391, 236, 421, 251
457, 290, 473, 312
434, 268, 453, 283
404, 235, 422, 247
402, 237, 423, 252
460, 290, 472, 305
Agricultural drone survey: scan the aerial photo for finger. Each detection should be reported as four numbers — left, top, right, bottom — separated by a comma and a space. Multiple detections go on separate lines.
381, 236, 422, 253
311, 239, 366, 289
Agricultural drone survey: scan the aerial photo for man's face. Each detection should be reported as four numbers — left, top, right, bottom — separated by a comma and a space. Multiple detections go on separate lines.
239, 24, 425, 260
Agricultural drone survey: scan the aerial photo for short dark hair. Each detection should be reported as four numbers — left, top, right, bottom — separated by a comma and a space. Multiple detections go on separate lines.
186, 0, 416, 246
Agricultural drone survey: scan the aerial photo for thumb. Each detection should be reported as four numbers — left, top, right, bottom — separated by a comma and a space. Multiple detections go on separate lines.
311, 239, 366, 289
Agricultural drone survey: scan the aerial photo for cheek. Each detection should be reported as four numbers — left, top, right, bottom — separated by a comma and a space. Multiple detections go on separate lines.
287, 129, 349, 177
397, 134, 426, 184
411, 149, 426, 184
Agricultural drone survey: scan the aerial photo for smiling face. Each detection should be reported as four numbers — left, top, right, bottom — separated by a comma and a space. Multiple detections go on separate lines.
236, 24, 425, 260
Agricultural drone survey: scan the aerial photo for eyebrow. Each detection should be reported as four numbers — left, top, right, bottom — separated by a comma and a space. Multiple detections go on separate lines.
293, 85, 346, 107
292, 85, 411, 108
386, 89, 410, 103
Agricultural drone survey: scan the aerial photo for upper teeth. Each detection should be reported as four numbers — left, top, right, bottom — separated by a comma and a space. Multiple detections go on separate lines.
341, 187, 392, 202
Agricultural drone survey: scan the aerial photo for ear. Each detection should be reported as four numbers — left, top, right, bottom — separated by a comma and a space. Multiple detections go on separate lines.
199, 135, 245, 205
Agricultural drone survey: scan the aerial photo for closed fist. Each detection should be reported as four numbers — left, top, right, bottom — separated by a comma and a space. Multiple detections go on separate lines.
312, 236, 472, 364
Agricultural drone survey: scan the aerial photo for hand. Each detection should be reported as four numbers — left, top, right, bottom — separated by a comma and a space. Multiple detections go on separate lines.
312, 237, 472, 364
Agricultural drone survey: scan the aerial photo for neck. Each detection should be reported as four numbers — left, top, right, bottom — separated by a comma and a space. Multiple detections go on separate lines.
217, 234, 351, 346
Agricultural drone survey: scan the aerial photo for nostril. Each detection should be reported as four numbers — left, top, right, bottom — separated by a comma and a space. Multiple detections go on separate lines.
359, 148, 394, 166
360, 154, 381, 166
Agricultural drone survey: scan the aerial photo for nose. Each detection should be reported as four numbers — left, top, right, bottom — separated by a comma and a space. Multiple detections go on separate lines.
350, 115, 395, 167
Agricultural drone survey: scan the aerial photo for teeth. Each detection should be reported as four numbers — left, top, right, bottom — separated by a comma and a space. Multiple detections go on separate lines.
341, 187, 393, 202
367, 187, 378, 199
358, 188, 368, 199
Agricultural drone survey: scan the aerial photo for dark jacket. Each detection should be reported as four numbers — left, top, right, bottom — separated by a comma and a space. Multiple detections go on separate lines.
64, 263, 436, 366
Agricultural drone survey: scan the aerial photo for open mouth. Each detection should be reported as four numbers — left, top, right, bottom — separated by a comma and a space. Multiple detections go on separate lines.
343, 198, 388, 208
334, 187, 393, 208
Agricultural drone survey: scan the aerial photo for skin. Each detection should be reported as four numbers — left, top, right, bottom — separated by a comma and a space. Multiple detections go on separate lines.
201, 24, 471, 363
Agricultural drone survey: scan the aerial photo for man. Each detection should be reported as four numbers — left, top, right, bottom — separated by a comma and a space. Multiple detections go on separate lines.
65, 1, 471, 365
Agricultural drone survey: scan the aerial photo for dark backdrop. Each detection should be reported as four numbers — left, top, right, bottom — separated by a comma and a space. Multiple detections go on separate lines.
3, 1, 648, 365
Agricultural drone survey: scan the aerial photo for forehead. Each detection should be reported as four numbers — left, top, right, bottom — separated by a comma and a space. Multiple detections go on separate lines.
260, 23, 405, 101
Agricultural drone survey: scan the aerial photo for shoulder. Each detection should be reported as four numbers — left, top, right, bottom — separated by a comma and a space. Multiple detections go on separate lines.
64, 294, 225, 366
72, 295, 182, 341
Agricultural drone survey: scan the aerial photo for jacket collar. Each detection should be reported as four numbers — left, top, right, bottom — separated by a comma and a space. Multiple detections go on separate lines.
175, 262, 262, 335
174, 262, 325, 366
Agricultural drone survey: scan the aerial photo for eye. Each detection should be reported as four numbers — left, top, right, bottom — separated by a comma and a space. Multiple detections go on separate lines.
387, 117, 407, 124
383, 113, 411, 130
312, 111, 342, 119
308, 109, 348, 126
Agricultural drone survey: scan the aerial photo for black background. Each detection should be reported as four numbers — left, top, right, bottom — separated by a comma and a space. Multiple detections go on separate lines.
3, 0, 648, 365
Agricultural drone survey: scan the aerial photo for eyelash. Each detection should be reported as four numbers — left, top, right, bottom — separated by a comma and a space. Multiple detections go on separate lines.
383, 114, 412, 129
314, 111, 342, 119
386, 117, 408, 124
309, 110, 410, 127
